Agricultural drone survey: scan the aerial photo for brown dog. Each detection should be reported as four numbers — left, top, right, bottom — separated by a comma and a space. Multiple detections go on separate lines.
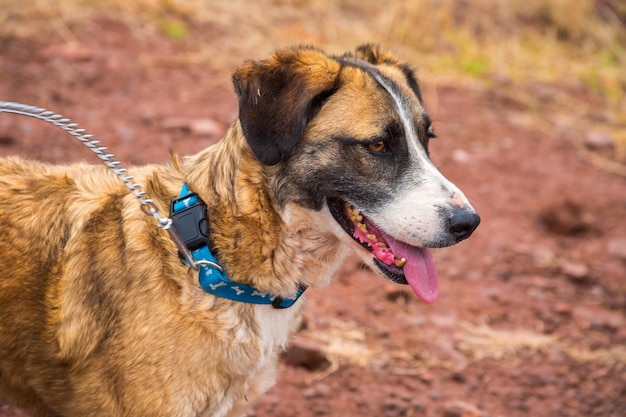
0, 45, 479, 417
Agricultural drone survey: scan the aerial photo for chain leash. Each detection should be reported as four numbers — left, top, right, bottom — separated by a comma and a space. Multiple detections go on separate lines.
0, 101, 172, 228
0, 101, 202, 267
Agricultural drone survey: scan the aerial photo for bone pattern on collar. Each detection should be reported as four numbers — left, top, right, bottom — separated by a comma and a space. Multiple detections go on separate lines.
172, 183, 305, 308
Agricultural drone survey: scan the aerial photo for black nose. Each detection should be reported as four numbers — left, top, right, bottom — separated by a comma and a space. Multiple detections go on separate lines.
448, 208, 480, 242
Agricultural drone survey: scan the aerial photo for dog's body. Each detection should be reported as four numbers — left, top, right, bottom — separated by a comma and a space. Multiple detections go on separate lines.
0, 45, 479, 417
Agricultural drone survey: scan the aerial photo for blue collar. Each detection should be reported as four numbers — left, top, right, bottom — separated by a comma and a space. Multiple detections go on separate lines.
171, 184, 305, 309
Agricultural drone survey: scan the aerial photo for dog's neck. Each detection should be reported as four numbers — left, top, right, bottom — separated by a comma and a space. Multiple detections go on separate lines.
182, 122, 346, 298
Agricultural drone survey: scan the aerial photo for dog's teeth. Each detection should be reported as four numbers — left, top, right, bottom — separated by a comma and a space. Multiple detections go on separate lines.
395, 258, 406, 267
345, 203, 364, 222
379, 242, 387, 248
367, 234, 377, 242
358, 223, 368, 233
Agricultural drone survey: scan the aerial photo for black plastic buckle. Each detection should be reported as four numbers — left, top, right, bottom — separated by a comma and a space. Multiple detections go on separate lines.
169, 193, 211, 254
272, 297, 292, 309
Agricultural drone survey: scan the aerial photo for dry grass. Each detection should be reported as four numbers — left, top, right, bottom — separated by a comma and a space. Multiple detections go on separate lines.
3, 0, 624, 83
456, 322, 556, 361
1, 0, 625, 149
299, 319, 626, 378
457, 322, 626, 369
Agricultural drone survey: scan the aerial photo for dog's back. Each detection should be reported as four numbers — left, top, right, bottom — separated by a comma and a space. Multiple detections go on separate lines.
0, 157, 202, 416
0, 157, 73, 413
0, 157, 144, 414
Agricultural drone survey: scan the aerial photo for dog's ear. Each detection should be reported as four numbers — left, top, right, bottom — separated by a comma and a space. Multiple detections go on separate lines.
352, 43, 400, 65
351, 44, 424, 104
232, 47, 341, 165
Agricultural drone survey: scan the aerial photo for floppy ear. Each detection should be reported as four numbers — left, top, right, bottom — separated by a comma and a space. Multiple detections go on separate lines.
232, 47, 341, 165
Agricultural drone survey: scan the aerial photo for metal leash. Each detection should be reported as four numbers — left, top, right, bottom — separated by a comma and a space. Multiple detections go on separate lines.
0, 101, 199, 268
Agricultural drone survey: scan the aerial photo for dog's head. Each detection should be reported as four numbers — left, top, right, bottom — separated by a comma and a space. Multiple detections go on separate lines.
232, 45, 480, 303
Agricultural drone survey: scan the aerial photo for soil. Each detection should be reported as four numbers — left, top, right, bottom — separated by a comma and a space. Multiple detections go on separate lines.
1, 18, 625, 417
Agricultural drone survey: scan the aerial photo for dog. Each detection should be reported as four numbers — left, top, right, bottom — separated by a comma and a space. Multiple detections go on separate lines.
0, 44, 479, 417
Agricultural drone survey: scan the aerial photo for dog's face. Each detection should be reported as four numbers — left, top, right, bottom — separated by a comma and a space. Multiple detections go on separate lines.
233, 45, 479, 303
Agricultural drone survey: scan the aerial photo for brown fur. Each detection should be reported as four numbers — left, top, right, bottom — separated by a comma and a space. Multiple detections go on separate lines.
0, 45, 450, 417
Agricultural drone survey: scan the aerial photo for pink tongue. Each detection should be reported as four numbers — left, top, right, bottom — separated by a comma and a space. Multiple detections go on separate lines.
387, 239, 439, 303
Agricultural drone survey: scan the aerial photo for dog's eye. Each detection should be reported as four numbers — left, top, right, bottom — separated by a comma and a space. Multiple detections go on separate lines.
367, 141, 388, 154
427, 125, 437, 139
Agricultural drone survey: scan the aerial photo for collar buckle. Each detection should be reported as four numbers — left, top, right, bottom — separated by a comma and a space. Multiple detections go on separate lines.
170, 184, 305, 308
170, 189, 211, 256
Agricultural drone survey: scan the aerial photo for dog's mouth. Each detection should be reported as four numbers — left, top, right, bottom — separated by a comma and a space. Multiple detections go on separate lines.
327, 198, 439, 303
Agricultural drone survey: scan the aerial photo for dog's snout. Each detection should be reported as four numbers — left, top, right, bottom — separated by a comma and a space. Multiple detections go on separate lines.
448, 208, 480, 242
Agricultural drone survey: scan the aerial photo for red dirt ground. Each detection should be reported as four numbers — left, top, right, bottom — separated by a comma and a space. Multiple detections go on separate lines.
1, 18, 625, 417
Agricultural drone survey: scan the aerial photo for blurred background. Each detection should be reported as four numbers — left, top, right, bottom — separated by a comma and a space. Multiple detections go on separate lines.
1, 1, 625, 416
2, 0, 625, 125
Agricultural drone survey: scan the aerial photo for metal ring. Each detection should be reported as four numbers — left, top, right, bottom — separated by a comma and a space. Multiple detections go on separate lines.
195, 260, 224, 272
